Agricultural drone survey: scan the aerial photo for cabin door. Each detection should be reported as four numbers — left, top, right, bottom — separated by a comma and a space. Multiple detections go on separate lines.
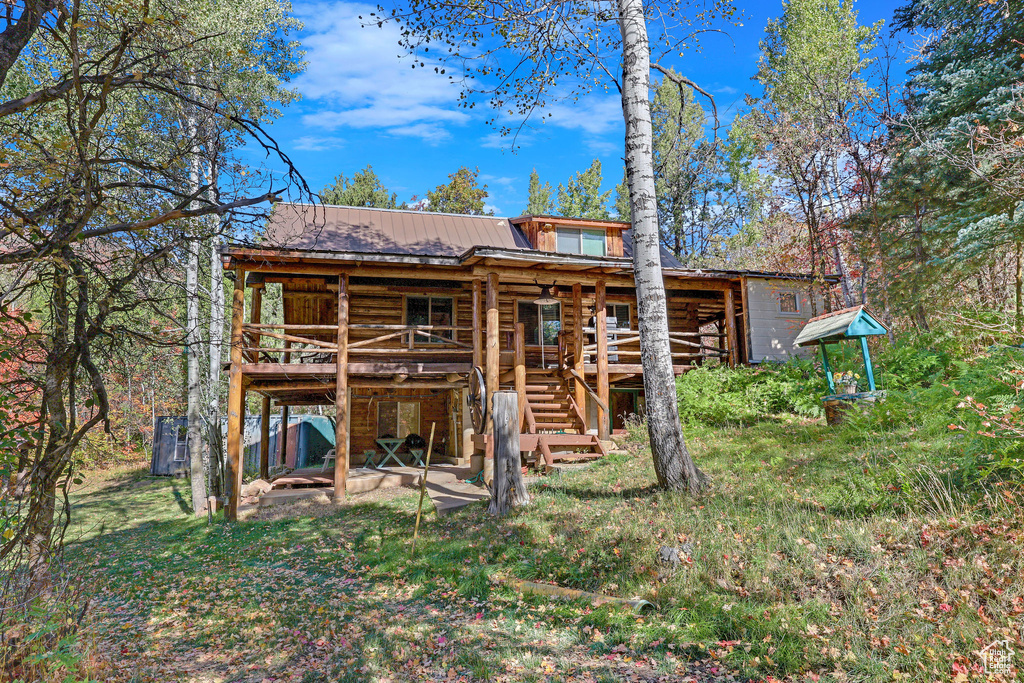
610, 390, 640, 431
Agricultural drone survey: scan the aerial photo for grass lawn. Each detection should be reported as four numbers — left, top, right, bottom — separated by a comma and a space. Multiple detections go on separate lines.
66, 418, 1023, 682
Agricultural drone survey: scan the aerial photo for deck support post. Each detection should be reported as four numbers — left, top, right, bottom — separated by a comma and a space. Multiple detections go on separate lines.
485, 272, 499, 483
472, 279, 483, 370
278, 405, 289, 467
725, 287, 739, 369
514, 322, 526, 431
225, 269, 246, 521
595, 280, 609, 440
572, 283, 585, 416
334, 274, 349, 501
259, 396, 270, 480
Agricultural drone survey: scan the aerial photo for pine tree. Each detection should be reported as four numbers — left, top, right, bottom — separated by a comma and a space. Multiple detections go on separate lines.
321, 165, 402, 208
556, 159, 611, 219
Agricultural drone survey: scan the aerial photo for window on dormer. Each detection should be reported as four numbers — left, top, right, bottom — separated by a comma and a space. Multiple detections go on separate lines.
555, 227, 606, 256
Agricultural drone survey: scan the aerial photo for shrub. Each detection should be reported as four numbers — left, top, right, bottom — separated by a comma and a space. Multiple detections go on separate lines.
675, 359, 825, 426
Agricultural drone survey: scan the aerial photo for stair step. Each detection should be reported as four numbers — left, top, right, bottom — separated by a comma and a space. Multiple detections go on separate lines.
529, 402, 569, 410
532, 422, 576, 429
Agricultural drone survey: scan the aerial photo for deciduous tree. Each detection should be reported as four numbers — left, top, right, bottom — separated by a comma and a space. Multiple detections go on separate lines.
321, 165, 403, 208
426, 166, 490, 215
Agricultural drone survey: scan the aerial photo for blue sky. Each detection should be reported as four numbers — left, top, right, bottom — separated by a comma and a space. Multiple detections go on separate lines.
264, 0, 910, 216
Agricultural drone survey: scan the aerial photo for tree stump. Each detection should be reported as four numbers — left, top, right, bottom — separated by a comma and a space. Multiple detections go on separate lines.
487, 391, 530, 516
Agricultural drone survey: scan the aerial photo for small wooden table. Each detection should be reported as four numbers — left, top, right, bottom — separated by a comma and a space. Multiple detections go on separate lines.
375, 438, 406, 468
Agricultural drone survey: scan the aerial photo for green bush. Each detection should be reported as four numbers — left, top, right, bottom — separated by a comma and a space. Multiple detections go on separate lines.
675, 359, 825, 426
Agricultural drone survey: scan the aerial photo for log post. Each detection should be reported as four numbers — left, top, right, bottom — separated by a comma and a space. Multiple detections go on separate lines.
595, 280, 609, 440
572, 283, 585, 416
259, 395, 270, 480
225, 269, 246, 521
334, 274, 349, 501
724, 287, 739, 369
472, 279, 483, 370
278, 404, 289, 467
487, 391, 530, 516
484, 273, 499, 484
514, 322, 526, 431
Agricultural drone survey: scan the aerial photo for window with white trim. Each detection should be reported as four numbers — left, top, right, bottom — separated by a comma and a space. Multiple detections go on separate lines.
556, 227, 606, 256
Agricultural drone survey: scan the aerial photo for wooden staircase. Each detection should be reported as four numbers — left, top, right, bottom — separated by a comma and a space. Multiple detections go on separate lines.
517, 368, 606, 470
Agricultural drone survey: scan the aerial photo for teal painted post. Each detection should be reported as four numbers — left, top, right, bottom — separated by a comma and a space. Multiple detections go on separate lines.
859, 336, 877, 391
820, 343, 836, 394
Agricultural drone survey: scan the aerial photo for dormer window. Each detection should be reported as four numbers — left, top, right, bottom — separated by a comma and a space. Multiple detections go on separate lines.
556, 227, 606, 256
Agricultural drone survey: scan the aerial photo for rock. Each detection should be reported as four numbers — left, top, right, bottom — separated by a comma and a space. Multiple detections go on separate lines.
241, 479, 272, 498
657, 544, 693, 568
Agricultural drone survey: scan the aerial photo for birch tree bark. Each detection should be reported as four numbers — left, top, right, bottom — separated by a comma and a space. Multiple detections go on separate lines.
186, 114, 208, 517
618, 0, 707, 494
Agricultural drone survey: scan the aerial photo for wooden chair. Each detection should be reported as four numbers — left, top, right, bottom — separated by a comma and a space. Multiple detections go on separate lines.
362, 449, 379, 468
320, 449, 336, 473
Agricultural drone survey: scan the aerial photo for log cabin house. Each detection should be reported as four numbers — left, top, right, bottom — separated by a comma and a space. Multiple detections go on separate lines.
218, 203, 828, 519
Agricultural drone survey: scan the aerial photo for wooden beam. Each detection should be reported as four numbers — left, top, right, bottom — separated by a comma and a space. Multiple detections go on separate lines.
225, 269, 246, 522
572, 283, 585, 418
739, 276, 753, 364
724, 287, 739, 369
334, 274, 349, 502
472, 279, 483, 370
514, 322, 526, 431
279, 405, 290, 466
259, 396, 270, 480
251, 286, 263, 326
595, 281, 609, 440
485, 273, 499, 440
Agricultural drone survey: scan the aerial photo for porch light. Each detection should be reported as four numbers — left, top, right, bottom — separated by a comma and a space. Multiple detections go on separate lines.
533, 285, 558, 306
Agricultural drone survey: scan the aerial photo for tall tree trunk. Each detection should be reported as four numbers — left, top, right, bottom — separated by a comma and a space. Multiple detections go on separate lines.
617, 0, 706, 494
185, 140, 207, 516
1015, 240, 1022, 334
206, 154, 225, 498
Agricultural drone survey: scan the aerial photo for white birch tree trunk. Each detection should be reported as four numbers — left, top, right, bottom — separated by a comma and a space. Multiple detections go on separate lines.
185, 111, 207, 516
206, 153, 225, 498
617, 0, 707, 493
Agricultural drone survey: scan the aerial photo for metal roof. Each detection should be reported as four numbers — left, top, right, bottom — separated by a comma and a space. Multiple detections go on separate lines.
265, 203, 530, 256
794, 306, 889, 346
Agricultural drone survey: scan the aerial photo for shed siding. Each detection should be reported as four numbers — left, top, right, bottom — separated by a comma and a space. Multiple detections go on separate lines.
745, 278, 822, 363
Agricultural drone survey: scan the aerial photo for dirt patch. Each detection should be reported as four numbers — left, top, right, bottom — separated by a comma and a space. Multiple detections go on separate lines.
241, 484, 416, 522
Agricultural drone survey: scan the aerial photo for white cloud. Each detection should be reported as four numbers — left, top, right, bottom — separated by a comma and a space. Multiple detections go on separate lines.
540, 96, 623, 136
293, 2, 468, 141
291, 135, 345, 152
713, 85, 739, 96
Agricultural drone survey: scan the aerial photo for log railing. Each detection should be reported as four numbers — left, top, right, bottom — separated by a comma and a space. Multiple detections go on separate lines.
578, 327, 730, 363
241, 323, 475, 363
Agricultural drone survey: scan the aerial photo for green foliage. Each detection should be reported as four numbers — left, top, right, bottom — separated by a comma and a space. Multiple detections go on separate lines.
426, 166, 490, 215
524, 168, 553, 215
613, 169, 630, 220
320, 165, 402, 208
895, 0, 1024, 256
675, 359, 825, 426
556, 159, 611, 219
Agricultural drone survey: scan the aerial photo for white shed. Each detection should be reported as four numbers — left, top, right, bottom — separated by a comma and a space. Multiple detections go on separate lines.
743, 277, 826, 363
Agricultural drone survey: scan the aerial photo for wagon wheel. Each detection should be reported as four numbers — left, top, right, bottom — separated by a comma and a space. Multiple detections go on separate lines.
468, 366, 487, 433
